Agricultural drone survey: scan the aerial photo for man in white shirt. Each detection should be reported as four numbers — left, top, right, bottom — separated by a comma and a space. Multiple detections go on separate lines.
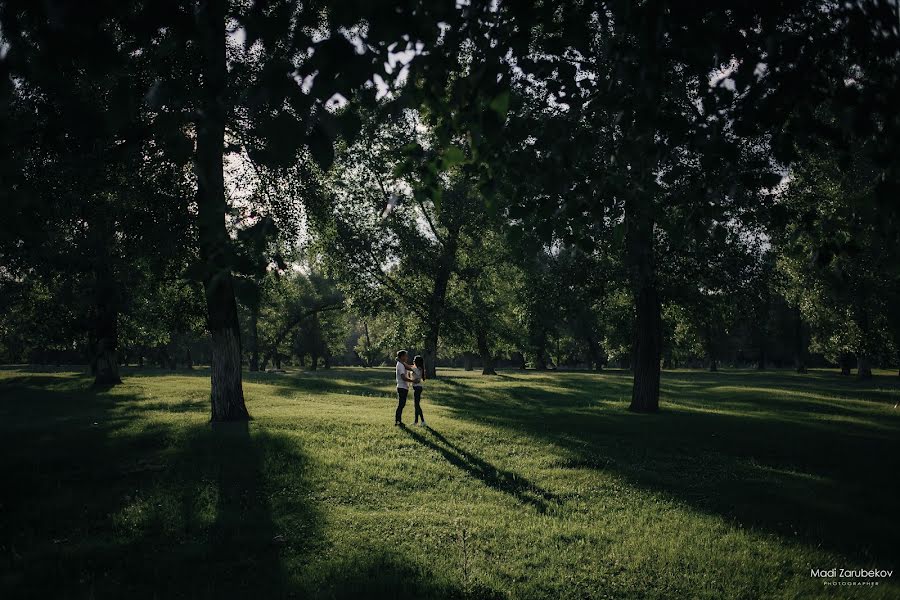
395, 350, 412, 425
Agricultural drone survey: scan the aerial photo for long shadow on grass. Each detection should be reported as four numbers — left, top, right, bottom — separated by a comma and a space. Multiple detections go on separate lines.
0, 371, 490, 599
430, 370, 900, 569
403, 426, 557, 513
0, 374, 312, 598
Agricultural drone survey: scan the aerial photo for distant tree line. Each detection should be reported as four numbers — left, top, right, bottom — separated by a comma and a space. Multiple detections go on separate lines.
1, 1, 897, 420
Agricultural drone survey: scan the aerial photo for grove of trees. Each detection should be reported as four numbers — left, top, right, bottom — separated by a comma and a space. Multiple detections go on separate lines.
2, 0, 897, 419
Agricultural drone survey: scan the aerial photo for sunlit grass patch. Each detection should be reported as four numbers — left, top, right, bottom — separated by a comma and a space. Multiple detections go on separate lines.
1, 366, 898, 598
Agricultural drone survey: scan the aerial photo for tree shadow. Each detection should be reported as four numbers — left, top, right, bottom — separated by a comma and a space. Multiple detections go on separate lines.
438, 377, 466, 387
431, 370, 900, 569
181, 422, 297, 597
0, 373, 318, 598
123, 367, 213, 379
403, 426, 558, 513
1, 370, 492, 599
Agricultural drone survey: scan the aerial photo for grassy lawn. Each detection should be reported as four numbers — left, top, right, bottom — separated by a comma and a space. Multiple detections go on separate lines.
1, 366, 898, 599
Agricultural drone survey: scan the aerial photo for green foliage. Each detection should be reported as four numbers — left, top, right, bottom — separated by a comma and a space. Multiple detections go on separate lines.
776, 148, 899, 367
351, 312, 419, 368
245, 269, 345, 370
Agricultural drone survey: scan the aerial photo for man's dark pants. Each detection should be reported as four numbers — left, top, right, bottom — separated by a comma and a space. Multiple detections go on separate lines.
395, 387, 408, 423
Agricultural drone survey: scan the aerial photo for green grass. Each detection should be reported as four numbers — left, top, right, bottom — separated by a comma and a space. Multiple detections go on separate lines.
1, 366, 898, 599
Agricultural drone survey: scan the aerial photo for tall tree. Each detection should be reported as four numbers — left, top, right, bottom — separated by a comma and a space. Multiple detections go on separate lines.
0, 1, 194, 385
312, 108, 494, 378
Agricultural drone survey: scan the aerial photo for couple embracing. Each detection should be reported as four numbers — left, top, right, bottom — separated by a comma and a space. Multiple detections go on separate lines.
395, 350, 426, 427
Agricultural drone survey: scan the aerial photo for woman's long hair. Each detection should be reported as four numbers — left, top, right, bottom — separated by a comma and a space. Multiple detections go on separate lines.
413, 355, 425, 380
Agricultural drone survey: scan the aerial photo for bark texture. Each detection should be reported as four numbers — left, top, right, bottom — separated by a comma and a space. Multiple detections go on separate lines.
515, 352, 527, 370
704, 325, 717, 372
534, 341, 548, 370
625, 179, 661, 412
477, 328, 497, 375
839, 352, 852, 376
422, 225, 459, 379
423, 330, 439, 379
624, 2, 663, 413
196, 0, 248, 421
209, 327, 248, 421
587, 334, 604, 371
91, 251, 121, 386
629, 284, 662, 412
857, 355, 873, 379
362, 321, 373, 367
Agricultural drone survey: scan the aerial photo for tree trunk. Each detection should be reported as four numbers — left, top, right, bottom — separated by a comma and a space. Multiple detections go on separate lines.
94, 301, 122, 385
477, 328, 497, 375
755, 311, 769, 370
534, 336, 548, 370
515, 352, 527, 370
424, 326, 439, 379
248, 304, 260, 372
196, 0, 248, 421
92, 275, 121, 386
422, 224, 459, 379
857, 355, 873, 379
625, 194, 661, 413
623, 5, 664, 413
839, 352, 851, 376
854, 304, 874, 380
309, 352, 318, 371
629, 285, 662, 412
185, 348, 194, 370
793, 308, 807, 374
587, 334, 604, 371
90, 217, 121, 386
274, 353, 282, 369
362, 321, 373, 367
463, 353, 473, 371
422, 316, 442, 381
168, 340, 177, 370
704, 326, 717, 372
422, 276, 449, 379
625, 190, 662, 412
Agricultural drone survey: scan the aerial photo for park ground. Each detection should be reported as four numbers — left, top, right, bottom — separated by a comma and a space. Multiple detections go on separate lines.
1, 366, 898, 599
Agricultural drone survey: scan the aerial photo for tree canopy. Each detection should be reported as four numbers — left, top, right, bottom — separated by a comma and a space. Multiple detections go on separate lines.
2, 0, 898, 419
